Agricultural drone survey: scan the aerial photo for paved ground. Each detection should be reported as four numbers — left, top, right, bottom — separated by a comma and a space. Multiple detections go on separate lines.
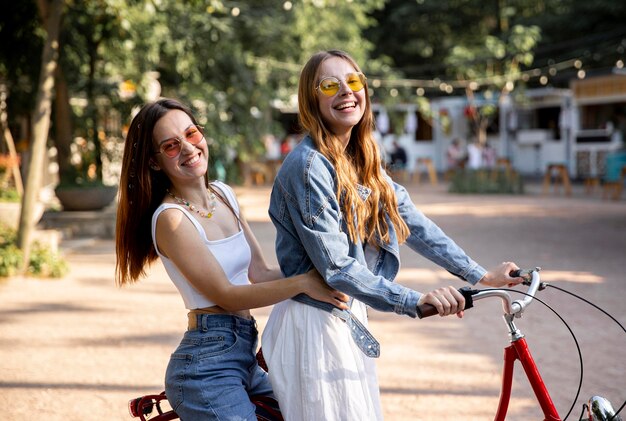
1, 181, 625, 420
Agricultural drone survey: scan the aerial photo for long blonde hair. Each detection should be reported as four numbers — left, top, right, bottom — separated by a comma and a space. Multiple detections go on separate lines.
298, 50, 409, 244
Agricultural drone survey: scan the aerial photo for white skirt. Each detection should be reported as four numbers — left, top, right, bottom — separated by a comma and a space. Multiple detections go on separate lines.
261, 299, 383, 421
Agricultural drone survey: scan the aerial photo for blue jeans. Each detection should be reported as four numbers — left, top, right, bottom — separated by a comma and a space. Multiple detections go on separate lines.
165, 314, 275, 420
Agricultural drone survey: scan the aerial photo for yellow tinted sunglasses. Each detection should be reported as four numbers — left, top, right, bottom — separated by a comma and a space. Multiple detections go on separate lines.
316, 72, 367, 97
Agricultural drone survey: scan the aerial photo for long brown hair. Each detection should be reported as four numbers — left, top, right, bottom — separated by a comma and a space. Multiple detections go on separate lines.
298, 50, 409, 244
115, 99, 207, 286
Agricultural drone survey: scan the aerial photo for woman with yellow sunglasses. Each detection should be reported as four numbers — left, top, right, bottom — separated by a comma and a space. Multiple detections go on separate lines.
261, 50, 523, 420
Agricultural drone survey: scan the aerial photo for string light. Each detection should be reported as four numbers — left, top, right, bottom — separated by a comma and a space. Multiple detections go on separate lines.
249, 42, 620, 97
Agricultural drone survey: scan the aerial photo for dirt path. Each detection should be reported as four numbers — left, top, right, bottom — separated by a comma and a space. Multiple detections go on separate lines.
1, 182, 624, 420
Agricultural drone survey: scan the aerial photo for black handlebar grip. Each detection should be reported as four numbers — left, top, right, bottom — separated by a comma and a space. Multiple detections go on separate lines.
510, 268, 536, 285
416, 287, 476, 319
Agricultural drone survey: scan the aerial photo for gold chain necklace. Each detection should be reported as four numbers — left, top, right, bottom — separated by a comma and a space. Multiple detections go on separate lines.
166, 189, 217, 219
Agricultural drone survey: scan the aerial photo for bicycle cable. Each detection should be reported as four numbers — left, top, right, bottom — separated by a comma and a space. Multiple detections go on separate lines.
483, 288, 583, 420
545, 284, 626, 421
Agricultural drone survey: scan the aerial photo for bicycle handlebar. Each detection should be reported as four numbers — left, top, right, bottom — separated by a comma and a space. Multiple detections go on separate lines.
416, 267, 543, 319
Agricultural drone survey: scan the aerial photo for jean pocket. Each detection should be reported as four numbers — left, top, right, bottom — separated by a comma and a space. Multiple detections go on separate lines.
165, 353, 193, 411
197, 328, 238, 360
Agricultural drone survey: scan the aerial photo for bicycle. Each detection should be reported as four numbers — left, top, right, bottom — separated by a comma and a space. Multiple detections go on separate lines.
129, 267, 623, 421
416, 267, 624, 421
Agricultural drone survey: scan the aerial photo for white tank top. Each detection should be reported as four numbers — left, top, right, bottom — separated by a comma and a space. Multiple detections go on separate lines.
151, 181, 252, 309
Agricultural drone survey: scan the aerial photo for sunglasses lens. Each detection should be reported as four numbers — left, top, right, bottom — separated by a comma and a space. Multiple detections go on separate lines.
319, 78, 340, 96
158, 126, 204, 158
185, 126, 203, 145
346, 73, 365, 92
161, 139, 181, 157
318, 73, 365, 96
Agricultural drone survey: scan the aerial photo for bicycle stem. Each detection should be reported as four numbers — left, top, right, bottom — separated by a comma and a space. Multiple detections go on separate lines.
471, 268, 543, 342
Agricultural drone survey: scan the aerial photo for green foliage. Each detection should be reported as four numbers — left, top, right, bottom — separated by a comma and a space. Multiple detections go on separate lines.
0, 188, 20, 202
0, 224, 68, 278
28, 242, 69, 278
369, 0, 626, 95
0, 244, 22, 277
0, 0, 42, 115
98, 0, 385, 182
7, 0, 624, 187
449, 169, 524, 195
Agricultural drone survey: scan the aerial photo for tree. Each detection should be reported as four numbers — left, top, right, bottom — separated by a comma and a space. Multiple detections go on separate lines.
54, 0, 123, 186
366, 0, 542, 143
0, 0, 43, 153
17, 0, 64, 271
366, 0, 626, 93
99, 0, 386, 181
4, 0, 396, 194
447, 23, 541, 144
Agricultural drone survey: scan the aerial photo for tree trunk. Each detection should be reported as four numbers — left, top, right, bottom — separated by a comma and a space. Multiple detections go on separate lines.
16, 0, 64, 271
86, 39, 103, 182
54, 65, 73, 184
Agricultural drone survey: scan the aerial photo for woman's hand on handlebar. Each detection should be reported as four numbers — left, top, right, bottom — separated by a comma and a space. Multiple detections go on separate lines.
417, 286, 466, 318
478, 261, 525, 288
301, 269, 350, 310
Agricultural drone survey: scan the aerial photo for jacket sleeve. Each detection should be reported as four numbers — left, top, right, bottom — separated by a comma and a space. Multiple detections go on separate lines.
393, 179, 486, 284
277, 151, 420, 317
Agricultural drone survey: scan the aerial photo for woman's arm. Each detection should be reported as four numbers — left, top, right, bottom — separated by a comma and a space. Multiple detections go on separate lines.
214, 182, 283, 284
237, 203, 283, 284
393, 179, 524, 288
155, 208, 348, 311
273, 152, 421, 317
393, 178, 487, 284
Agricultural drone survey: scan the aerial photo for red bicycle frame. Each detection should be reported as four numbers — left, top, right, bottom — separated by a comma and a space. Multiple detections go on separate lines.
494, 337, 561, 421
419, 271, 621, 421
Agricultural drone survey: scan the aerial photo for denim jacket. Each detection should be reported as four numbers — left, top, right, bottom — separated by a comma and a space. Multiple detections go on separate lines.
269, 135, 486, 319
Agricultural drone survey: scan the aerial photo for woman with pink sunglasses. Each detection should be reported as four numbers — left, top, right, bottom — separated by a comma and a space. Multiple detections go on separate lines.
115, 98, 348, 420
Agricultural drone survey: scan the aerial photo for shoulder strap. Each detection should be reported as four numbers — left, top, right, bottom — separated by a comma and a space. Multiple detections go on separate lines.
211, 181, 240, 217
151, 203, 208, 256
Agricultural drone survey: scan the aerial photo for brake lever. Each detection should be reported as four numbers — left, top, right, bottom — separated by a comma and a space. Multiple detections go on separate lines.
511, 267, 548, 290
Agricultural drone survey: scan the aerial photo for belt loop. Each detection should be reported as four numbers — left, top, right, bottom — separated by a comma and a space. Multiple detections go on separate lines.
187, 312, 196, 331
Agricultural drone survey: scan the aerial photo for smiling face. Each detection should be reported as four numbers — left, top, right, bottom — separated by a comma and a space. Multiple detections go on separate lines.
151, 109, 208, 184
317, 56, 367, 145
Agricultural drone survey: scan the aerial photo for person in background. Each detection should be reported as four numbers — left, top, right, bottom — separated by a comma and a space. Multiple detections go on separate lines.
389, 139, 408, 170
115, 98, 348, 420
261, 50, 523, 420
467, 139, 483, 169
482, 141, 497, 169
446, 137, 465, 171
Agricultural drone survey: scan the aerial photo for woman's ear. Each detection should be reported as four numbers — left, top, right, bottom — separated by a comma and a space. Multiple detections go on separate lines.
149, 159, 161, 171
